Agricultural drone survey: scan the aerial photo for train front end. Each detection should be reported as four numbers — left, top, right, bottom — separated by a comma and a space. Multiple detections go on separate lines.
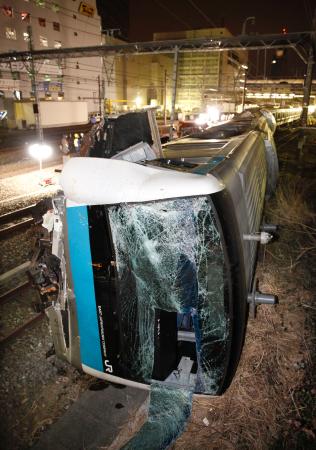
43, 109, 278, 395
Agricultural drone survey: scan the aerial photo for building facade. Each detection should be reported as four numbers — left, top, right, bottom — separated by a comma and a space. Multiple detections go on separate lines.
154, 28, 248, 115
0, 0, 110, 127
0, 7, 250, 128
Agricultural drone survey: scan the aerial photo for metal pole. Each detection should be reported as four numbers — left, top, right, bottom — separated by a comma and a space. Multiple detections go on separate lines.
300, 46, 314, 127
100, 33, 105, 118
241, 69, 247, 112
27, 25, 43, 143
169, 46, 179, 141
102, 78, 105, 117
122, 55, 127, 106
163, 69, 167, 125
97, 75, 102, 116
264, 48, 267, 79
256, 49, 259, 77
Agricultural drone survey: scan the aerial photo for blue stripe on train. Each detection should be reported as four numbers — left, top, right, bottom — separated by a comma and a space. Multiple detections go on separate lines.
66, 205, 103, 372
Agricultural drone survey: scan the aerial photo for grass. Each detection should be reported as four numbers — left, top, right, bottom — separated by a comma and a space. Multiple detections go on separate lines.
173, 164, 316, 449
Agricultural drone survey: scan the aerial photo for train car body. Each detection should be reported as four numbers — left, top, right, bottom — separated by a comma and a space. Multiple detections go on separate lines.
41, 109, 279, 395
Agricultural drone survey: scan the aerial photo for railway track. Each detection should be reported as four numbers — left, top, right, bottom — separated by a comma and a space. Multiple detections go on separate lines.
0, 261, 45, 346
0, 308, 44, 346
0, 204, 37, 239
0, 204, 49, 345
0, 199, 53, 238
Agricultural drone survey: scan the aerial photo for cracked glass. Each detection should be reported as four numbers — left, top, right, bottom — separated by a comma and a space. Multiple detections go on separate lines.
102, 195, 229, 395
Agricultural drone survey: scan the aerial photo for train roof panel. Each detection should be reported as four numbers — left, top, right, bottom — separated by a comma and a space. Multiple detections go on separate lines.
60, 157, 224, 206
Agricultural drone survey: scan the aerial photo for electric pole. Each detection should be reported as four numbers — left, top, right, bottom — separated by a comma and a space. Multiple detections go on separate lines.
27, 25, 43, 142
169, 47, 179, 140
97, 75, 102, 116
241, 66, 248, 112
163, 69, 167, 125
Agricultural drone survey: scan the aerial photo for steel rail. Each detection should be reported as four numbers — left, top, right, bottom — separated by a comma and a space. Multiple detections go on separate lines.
0, 204, 36, 225
0, 312, 44, 346
0, 261, 31, 284
0, 204, 41, 239
0, 218, 35, 239
0, 281, 31, 304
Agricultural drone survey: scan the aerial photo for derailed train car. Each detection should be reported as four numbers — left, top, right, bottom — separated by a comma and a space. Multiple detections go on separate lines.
36, 109, 279, 395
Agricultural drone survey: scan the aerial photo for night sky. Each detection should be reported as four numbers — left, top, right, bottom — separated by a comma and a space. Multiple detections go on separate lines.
97, 0, 314, 42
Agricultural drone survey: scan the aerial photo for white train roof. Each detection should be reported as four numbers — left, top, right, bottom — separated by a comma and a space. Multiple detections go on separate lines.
61, 157, 224, 206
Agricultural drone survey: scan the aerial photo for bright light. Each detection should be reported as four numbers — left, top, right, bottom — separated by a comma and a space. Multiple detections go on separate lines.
206, 106, 220, 122
28, 143, 54, 183
195, 107, 220, 126
272, 59, 277, 64
241, 64, 248, 70
28, 143, 52, 172
134, 95, 142, 108
195, 113, 208, 125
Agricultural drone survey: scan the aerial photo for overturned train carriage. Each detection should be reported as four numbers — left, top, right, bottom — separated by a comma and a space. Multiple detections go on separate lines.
44, 109, 278, 395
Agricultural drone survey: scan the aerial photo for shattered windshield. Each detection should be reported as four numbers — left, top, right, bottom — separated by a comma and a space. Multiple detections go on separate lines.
89, 195, 230, 394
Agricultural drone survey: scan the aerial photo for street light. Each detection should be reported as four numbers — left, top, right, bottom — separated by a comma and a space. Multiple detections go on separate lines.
28, 143, 52, 172
134, 95, 142, 108
241, 17, 255, 35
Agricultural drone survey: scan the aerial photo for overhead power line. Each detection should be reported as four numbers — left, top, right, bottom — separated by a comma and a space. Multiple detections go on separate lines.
186, 0, 217, 28
303, 0, 313, 27
153, 0, 192, 29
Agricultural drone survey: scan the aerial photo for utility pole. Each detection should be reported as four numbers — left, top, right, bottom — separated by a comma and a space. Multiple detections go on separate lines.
122, 55, 127, 108
102, 78, 105, 117
169, 47, 179, 140
301, 8, 316, 127
163, 69, 167, 125
300, 46, 314, 127
241, 66, 248, 112
97, 75, 102, 116
263, 48, 267, 79
27, 25, 43, 142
